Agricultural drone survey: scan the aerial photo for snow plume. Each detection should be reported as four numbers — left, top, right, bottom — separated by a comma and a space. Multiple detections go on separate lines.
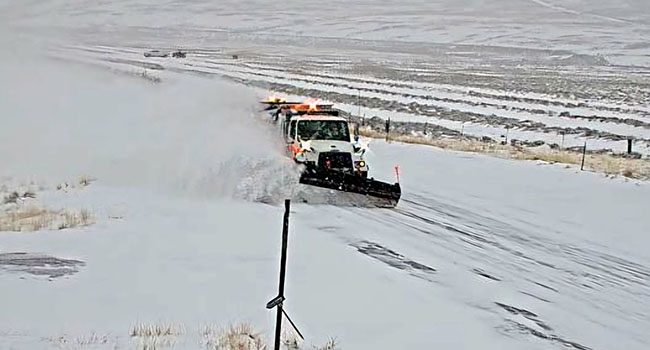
0, 44, 300, 202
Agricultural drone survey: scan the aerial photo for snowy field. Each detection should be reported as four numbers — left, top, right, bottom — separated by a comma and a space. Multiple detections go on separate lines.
3, 0, 650, 155
5, 0, 646, 156
2, 1, 650, 349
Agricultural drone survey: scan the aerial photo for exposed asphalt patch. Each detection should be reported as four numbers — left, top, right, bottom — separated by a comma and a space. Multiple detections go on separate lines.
0, 252, 85, 279
501, 320, 591, 350
473, 268, 502, 281
520, 291, 552, 303
351, 240, 436, 282
496, 301, 591, 350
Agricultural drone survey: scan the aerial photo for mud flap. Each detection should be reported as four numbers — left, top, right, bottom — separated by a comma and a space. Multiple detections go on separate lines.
298, 169, 401, 208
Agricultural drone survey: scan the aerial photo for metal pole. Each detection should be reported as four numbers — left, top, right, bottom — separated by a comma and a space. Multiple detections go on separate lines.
274, 199, 291, 350
580, 141, 587, 171
282, 308, 304, 341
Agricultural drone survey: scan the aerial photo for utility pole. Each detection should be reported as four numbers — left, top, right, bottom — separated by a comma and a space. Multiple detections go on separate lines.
268, 200, 291, 350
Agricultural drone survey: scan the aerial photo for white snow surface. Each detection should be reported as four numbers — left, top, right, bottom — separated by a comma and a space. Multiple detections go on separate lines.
2, 0, 649, 66
2, 2, 650, 350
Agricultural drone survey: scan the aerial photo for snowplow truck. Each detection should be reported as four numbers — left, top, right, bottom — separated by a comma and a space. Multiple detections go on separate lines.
262, 99, 401, 207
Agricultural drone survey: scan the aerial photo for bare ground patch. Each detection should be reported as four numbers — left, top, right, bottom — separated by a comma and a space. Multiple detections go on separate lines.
0, 252, 85, 279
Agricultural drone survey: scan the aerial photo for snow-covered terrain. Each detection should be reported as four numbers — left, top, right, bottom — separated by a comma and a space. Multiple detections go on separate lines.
2, 1, 650, 349
6, 0, 645, 156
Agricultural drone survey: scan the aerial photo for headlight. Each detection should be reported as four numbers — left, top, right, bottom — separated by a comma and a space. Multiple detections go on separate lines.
357, 161, 366, 167
295, 152, 307, 162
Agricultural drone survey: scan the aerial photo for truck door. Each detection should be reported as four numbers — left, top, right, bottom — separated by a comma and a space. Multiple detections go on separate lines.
288, 120, 297, 142
287, 120, 299, 156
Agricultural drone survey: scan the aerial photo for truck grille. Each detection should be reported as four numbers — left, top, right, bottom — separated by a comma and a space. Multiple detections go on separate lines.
318, 152, 353, 171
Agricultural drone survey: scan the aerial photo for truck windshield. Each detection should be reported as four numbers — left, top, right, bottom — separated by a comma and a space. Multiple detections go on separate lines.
296, 120, 350, 141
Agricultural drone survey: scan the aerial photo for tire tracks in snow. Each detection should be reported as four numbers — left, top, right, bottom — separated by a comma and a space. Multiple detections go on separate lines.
339, 192, 650, 349
350, 240, 437, 283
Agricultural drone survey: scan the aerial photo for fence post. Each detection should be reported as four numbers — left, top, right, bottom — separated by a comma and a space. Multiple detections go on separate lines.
424, 122, 428, 135
273, 200, 291, 350
628, 138, 633, 154
357, 90, 361, 117
581, 141, 587, 171
385, 118, 391, 142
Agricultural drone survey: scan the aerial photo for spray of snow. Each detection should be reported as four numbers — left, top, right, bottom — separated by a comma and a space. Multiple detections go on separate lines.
0, 40, 301, 202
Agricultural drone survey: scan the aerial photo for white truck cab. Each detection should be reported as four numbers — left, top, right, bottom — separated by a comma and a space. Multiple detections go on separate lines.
282, 111, 369, 178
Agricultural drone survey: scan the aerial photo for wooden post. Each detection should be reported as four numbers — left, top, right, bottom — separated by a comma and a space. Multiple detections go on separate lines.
357, 90, 361, 117
273, 199, 291, 350
581, 141, 587, 171
628, 138, 633, 154
424, 122, 428, 135
385, 118, 390, 142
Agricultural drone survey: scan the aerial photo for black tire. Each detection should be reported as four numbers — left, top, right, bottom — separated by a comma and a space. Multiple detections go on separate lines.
359, 171, 368, 178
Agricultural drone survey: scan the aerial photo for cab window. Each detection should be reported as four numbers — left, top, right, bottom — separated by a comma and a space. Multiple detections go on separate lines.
297, 120, 350, 141
289, 120, 297, 139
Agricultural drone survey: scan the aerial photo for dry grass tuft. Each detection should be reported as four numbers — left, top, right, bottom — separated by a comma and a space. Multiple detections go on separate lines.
622, 168, 635, 178
0, 206, 95, 232
78, 176, 97, 187
514, 150, 580, 164
130, 322, 185, 350
0, 206, 59, 232
47, 332, 113, 348
201, 323, 267, 350
130, 323, 185, 338
282, 329, 300, 350
58, 209, 94, 230
313, 338, 339, 350
43, 322, 338, 350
